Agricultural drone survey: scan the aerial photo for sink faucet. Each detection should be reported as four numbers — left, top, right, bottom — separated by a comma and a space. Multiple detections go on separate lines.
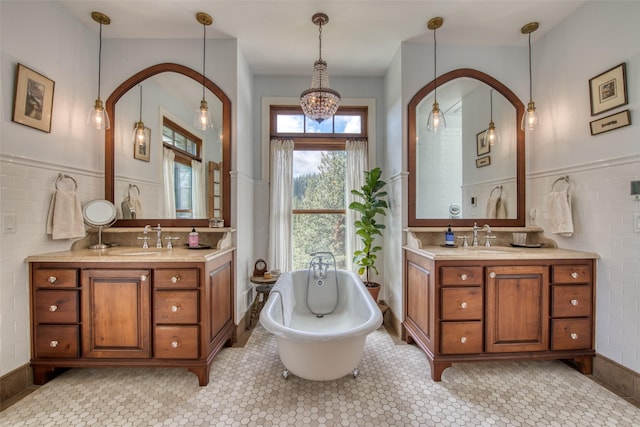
138, 225, 152, 248
482, 224, 496, 247
153, 224, 162, 248
472, 222, 481, 247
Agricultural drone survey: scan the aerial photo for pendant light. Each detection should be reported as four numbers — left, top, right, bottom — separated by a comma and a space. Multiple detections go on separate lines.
300, 13, 341, 123
194, 12, 214, 131
521, 21, 539, 131
427, 17, 446, 132
133, 85, 150, 152
87, 12, 111, 130
484, 89, 501, 146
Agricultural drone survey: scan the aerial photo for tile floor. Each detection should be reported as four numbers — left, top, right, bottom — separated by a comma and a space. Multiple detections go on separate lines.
1, 325, 639, 426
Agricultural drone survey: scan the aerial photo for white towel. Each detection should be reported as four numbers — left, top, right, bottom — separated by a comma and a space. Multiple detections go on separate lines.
548, 190, 574, 237
269, 272, 295, 327
46, 191, 85, 240
129, 196, 143, 219
486, 196, 507, 219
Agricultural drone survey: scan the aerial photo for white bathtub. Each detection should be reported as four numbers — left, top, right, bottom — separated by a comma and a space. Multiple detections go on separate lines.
259, 269, 382, 381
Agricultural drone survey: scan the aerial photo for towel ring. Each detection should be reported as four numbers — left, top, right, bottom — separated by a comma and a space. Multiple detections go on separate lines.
551, 175, 570, 191
55, 173, 78, 191
489, 185, 503, 199
128, 184, 140, 198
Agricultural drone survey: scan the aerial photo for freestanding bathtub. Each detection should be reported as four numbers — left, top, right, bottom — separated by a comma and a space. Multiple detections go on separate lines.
259, 269, 382, 381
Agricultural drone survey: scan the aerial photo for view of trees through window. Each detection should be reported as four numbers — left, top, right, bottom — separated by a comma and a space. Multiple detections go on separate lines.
292, 150, 346, 270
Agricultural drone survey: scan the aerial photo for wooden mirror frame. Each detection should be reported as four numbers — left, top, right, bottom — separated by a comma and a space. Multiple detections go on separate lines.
105, 63, 231, 227
408, 68, 525, 227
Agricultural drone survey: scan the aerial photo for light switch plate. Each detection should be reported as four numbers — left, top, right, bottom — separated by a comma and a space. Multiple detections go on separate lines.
2, 214, 16, 234
634, 212, 640, 233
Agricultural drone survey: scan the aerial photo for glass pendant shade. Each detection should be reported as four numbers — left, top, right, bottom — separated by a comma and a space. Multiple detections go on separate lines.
300, 13, 341, 123
87, 98, 110, 130
427, 101, 446, 132
521, 101, 539, 131
484, 121, 501, 146
133, 121, 150, 148
194, 99, 213, 130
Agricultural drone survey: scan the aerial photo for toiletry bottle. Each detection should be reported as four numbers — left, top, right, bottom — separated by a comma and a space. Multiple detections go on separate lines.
445, 225, 455, 246
188, 227, 199, 248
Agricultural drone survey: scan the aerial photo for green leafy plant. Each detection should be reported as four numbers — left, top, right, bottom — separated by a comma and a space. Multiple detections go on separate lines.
348, 167, 388, 286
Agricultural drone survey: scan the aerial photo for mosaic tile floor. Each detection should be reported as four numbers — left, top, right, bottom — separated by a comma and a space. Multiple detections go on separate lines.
2, 325, 639, 426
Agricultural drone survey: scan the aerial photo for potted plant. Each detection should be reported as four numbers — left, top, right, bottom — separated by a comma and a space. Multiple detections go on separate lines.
348, 167, 388, 302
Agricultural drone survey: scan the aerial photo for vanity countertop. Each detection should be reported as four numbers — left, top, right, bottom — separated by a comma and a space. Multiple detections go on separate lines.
25, 246, 234, 263
405, 245, 599, 261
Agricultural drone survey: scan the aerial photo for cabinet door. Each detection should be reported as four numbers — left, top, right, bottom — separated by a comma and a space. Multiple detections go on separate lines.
406, 259, 432, 341
486, 265, 548, 352
82, 269, 151, 358
207, 262, 232, 343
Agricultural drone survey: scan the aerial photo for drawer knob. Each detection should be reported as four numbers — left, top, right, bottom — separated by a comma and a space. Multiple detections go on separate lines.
171, 304, 181, 312
460, 302, 468, 309
171, 275, 181, 283
47, 276, 57, 284
489, 272, 496, 278
460, 274, 468, 281
49, 304, 58, 312
140, 275, 148, 281
570, 299, 579, 306
460, 336, 467, 344
571, 272, 579, 279
570, 333, 579, 340
49, 340, 59, 348
171, 341, 179, 348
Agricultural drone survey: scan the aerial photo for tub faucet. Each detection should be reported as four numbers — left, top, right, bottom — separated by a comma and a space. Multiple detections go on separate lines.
309, 252, 335, 280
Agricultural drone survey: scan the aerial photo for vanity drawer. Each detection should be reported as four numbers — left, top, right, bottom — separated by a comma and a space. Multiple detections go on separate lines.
33, 268, 77, 288
34, 290, 79, 323
551, 318, 592, 350
441, 287, 483, 321
552, 285, 592, 318
552, 265, 591, 284
154, 290, 199, 324
154, 326, 199, 359
34, 325, 79, 358
440, 321, 483, 354
440, 266, 483, 286
155, 269, 199, 288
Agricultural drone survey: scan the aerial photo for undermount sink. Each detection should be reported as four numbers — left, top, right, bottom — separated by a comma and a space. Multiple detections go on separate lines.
463, 247, 516, 254
107, 248, 170, 256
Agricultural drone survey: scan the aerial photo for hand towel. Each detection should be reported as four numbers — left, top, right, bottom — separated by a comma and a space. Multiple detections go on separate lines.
130, 196, 143, 219
486, 195, 507, 219
548, 189, 574, 237
268, 272, 295, 327
46, 190, 85, 240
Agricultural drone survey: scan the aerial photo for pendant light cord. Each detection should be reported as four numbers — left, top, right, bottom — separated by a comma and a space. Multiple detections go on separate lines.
490, 89, 493, 120
202, 21, 206, 100
138, 85, 143, 121
528, 32, 533, 103
97, 22, 103, 99
433, 26, 437, 101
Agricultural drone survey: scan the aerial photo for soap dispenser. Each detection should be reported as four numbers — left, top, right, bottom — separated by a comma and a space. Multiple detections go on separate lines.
188, 227, 199, 248
445, 225, 455, 246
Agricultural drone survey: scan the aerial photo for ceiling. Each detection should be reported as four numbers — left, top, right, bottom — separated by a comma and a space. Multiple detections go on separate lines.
58, 0, 586, 77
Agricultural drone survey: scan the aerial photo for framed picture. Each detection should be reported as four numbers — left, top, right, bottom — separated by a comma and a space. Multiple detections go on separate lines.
476, 156, 491, 168
590, 110, 631, 135
133, 127, 151, 161
476, 130, 490, 156
589, 63, 627, 116
12, 63, 55, 133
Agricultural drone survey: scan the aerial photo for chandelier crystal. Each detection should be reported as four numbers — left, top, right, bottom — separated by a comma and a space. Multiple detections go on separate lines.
300, 13, 341, 123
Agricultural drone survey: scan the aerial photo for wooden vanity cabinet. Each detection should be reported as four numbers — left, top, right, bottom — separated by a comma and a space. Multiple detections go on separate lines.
29, 251, 235, 386
403, 250, 595, 381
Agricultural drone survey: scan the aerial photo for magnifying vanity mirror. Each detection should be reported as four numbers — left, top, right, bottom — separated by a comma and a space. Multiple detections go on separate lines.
408, 68, 525, 227
105, 63, 231, 227
83, 199, 117, 249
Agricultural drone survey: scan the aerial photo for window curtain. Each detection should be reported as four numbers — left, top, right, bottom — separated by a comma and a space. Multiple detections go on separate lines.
191, 159, 206, 218
345, 139, 368, 272
268, 138, 294, 272
162, 147, 176, 219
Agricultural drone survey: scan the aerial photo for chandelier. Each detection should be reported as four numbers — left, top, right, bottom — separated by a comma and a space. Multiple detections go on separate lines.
300, 13, 341, 123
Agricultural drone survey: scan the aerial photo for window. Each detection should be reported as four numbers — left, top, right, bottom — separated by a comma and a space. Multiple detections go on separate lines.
162, 117, 202, 218
271, 106, 367, 270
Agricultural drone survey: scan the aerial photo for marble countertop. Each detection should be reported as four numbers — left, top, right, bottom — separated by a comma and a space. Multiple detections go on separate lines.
405, 245, 599, 261
25, 246, 234, 263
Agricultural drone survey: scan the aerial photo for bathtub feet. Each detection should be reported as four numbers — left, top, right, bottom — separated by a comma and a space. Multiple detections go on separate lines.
352, 368, 360, 378
282, 369, 289, 380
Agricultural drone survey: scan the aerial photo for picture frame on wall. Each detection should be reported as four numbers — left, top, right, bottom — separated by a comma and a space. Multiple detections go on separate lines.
589, 63, 627, 116
133, 127, 151, 161
12, 63, 55, 133
589, 109, 631, 135
476, 130, 490, 156
476, 156, 491, 168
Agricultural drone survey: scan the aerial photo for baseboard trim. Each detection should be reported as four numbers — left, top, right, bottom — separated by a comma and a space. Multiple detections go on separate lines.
593, 353, 640, 406
0, 364, 33, 406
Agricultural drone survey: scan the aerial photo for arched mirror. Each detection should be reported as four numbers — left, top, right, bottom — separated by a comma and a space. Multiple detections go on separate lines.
105, 63, 231, 227
408, 68, 525, 227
